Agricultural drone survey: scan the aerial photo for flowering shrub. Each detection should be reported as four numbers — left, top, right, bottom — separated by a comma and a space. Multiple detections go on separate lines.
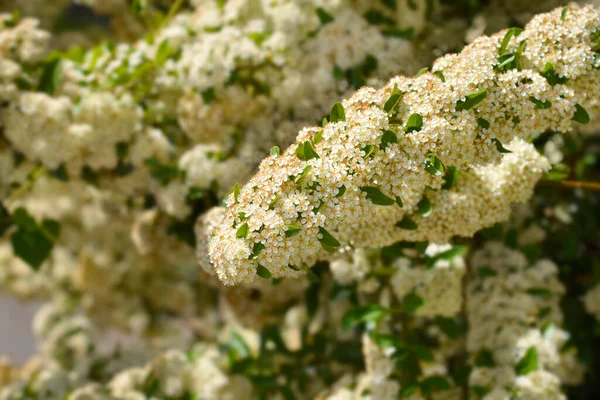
0, 1, 599, 399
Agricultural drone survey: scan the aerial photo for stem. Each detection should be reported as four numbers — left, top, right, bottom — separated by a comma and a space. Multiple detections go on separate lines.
539, 179, 600, 191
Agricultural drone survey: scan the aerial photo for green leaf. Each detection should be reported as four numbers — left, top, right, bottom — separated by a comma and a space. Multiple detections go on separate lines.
335, 185, 346, 197
403, 292, 425, 313
318, 226, 341, 251
540, 62, 568, 86
10, 208, 60, 270
436, 317, 461, 339
515, 347, 538, 375
405, 113, 423, 133
295, 165, 313, 185
396, 216, 418, 230
414, 345, 434, 361
380, 130, 397, 150
144, 158, 180, 185
478, 266, 498, 278
256, 264, 272, 279
421, 376, 451, 397
341, 304, 388, 332
561, 7, 568, 21
236, 223, 249, 239
201, 87, 215, 103
426, 245, 467, 268
472, 386, 490, 398
433, 70, 446, 82
155, 39, 177, 66
249, 242, 266, 259
572, 103, 590, 124
316, 7, 334, 24
361, 144, 375, 159
228, 331, 251, 359
526, 288, 552, 299
3, 10, 19, 27
295, 141, 320, 161
424, 153, 445, 176
477, 117, 490, 129
415, 67, 428, 77
455, 90, 487, 111
360, 186, 395, 206
499, 27, 523, 55
285, 225, 301, 238
231, 183, 241, 204
475, 349, 495, 367
38, 57, 63, 95
313, 129, 324, 145
492, 138, 512, 153
416, 196, 432, 217
442, 166, 458, 189
395, 196, 403, 208
544, 163, 569, 181
0, 202, 11, 237
381, 27, 414, 39
529, 96, 551, 109
330, 102, 346, 122
270, 146, 280, 157
384, 85, 402, 113
131, 0, 148, 16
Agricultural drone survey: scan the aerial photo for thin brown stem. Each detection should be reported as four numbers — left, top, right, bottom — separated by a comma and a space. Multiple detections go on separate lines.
539, 179, 600, 191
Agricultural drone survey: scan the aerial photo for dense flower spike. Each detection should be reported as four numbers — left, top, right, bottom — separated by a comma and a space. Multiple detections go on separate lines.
208, 4, 600, 285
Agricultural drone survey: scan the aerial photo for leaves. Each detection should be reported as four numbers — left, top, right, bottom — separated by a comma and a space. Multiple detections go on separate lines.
515, 346, 538, 375
455, 90, 487, 111
475, 349, 496, 367
442, 166, 458, 190
231, 183, 241, 204
144, 158, 180, 185
295, 141, 320, 161
434, 70, 446, 82
380, 130, 397, 150
405, 113, 423, 133
316, 7, 334, 24
38, 57, 63, 95
426, 245, 467, 268
10, 208, 60, 270
529, 96, 551, 109
477, 117, 490, 129
341, 304, 388, 332
416, 196, 432, 217
330, 102, 346, 122
0, 202, 11, 237
361, 144, 375, 159
424, 153, 445, 176
236, 223, 249, 239
256, 264, 272, 279
335, 185, 346, 198
541, 62, 568, 86
544, 163, 570, 181
572, 103, 590, 124
360, 186, 395, 206
270, 146, 280, 157
396, 216, 418, 230
318, 226, 341, 251
384, 85, 402, 113
249, 242, 266, 259
492, 138, 512, 153
403, 292, 425, 313
285, 225, 302, 238
421, 376, 451, 397
499, 27, 523, 55
155, 39, 178, 66
295, 165, 313, 185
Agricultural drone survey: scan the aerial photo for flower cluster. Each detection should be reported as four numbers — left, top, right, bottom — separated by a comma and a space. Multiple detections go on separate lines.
209, 4, 600, 285
467, 242, 584, 399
